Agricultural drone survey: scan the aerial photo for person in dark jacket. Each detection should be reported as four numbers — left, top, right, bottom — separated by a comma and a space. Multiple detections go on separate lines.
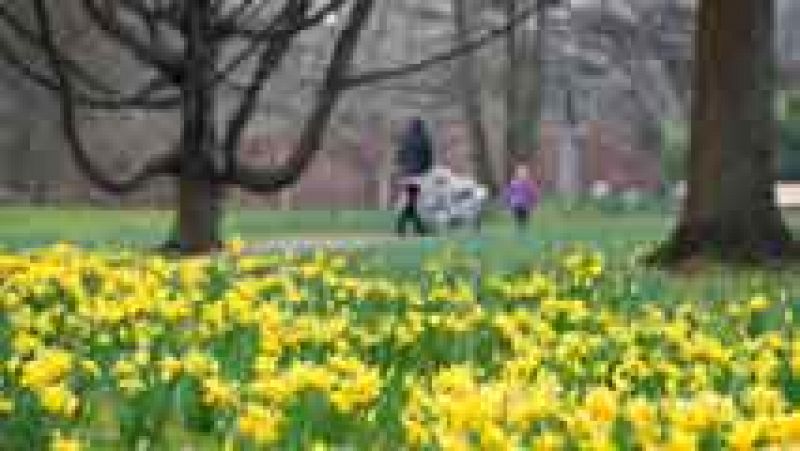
396, 118, 432, 236
398, 117, 433, 177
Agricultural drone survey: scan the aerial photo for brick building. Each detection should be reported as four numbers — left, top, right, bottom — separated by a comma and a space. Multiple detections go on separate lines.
535, 120, 662, 194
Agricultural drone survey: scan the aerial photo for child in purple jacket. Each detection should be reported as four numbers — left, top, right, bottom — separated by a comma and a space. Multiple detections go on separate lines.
504, 165, 540, 231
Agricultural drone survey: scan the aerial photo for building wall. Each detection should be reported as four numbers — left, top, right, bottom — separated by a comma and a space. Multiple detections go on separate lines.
536, 120, 662, 194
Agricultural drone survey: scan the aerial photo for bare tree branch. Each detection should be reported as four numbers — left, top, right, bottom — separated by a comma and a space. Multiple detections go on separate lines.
0, 2, 122, 96
342, 4, 537, 88
0, 32, 180, 109
209, 0, 336, 87
80, 0, 182, 76
231, 0, 376, 192
114, 0, 182, 52
32, 0, 178, 193
116, 0, 182, 30
221, 0, 313, 174
453, 0, 497, 192
213, 0, 347, 40
119, 0, 349, 102
0, 32, 62, 90
219, 3, 537, 94
0, 0, 184, 107
1, 0, 343, 112
218, 0, 261, 29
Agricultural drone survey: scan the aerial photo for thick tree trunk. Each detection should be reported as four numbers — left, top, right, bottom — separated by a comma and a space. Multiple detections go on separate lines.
171, 0, 222, 254
453, 0, 497, 194
651, 0, 797, 265
176, 173, 222, 253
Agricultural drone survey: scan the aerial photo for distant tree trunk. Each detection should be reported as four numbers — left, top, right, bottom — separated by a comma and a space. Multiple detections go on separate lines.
505, 0, 544, 181
557, 89, 582, 198
527, 0, 544, 159
505, 0, 522, 180
452, 0, 497, 193
650, 0, 798, 265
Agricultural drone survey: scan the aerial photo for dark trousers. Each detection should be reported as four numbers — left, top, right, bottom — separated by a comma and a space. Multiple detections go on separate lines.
396, 204, 425, 236
513, 207, 530, 230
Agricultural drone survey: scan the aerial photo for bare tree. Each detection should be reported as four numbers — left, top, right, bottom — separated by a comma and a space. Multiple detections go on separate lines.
504, 0, 523, 180
0, 0, 536, 253
452, 0, 497, 193
502, 0, 543, 181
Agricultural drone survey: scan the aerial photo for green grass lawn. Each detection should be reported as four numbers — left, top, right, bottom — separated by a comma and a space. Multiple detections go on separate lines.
2, 203, 799, 298
0, 206, 393, 248
0, 202, 796, 243
0, 203, 678, 246
1, 202, 797, 248
4, 203, 799, 298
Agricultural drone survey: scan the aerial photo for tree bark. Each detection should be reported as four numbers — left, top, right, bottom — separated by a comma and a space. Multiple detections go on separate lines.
504, 0, 543, 181
176, 173, 222, 253
453, 0, 497, 194
527, 0, 544, 160
650, 0, 797, 265
505, 0, 522, 180
174, 0, 222, 254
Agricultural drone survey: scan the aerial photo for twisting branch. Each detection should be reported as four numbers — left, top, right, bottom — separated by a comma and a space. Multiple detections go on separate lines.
116, 0, 182, 31
32, 0, 179, 194
0, 34, 63, 90
80, 0, 182, 76
213, 0, 348, 40
231, 0, 377, 192
221, 0, 313, 175
211, 0, 332, 83
342, 4, 538, 87
220, 2, 538, 92
0, 0, 184, 109
218, 0, 261, 29
0, 2, 120, 96
1, 0, 346, 111
77, 0, 350, 109
114, 0, 181, 50
0, 31, 180, 110
229, 0, 539, 191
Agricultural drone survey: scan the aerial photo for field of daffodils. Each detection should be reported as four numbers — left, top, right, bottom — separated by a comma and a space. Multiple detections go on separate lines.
1, 242, 799, 450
